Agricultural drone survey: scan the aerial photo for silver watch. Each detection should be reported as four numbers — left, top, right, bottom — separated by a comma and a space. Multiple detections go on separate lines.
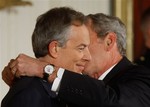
44, 64, 54, 75
43, 64, 55, 81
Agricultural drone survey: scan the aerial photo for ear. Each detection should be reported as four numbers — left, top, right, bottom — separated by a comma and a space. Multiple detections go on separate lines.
48, 41, 59, 58
104, 32, 116, 51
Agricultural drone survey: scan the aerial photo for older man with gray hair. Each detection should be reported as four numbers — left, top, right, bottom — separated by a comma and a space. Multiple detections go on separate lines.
2, 13, 150, 107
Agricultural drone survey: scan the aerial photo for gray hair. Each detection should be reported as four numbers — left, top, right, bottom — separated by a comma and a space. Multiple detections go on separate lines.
32, 7, 85, 58
85, 13, 127, 56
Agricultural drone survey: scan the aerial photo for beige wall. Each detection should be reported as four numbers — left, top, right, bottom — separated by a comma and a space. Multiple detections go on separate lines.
0, 0, 111, 103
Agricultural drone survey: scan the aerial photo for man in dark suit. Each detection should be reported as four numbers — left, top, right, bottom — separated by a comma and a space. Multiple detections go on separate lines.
58, 57, 150, 107
134, 7, 150, 69
1, 7, 91, 107
2, 13, 150, 107
1, 76, 59, 107
56, 13, 150, 107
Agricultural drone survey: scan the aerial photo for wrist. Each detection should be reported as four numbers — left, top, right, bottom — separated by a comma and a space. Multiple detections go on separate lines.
43, 64, 57, 82
36, 60, 49, 78
47, 71, 57, 83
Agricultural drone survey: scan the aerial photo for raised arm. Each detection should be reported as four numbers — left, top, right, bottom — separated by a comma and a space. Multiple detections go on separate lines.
2, 54, 48, 86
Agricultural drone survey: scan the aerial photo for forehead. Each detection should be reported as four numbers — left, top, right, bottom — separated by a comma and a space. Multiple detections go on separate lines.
85, 21, 99, 42
67, 25, 90, 45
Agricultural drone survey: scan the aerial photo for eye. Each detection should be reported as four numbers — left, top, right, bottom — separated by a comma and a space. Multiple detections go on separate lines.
79, 47, 85, 50
78, 46, 86, 51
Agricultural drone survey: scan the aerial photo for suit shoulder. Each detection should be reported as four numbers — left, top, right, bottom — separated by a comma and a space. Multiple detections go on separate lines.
13, 76, 42, 89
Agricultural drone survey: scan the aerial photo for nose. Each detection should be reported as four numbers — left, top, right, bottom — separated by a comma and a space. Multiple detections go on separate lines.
83, 47, 91, 61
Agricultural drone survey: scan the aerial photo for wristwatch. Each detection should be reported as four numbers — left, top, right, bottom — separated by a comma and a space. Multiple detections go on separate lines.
43, 64, 55, 81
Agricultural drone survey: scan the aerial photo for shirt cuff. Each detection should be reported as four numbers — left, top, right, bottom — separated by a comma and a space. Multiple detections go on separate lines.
51, 68, 65, 93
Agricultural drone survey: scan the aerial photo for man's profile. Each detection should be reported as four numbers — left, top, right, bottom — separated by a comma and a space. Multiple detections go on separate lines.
1, 7, 91, 107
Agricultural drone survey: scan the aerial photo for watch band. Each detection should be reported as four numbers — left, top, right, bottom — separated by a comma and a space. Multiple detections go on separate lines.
43, 72, 50, 82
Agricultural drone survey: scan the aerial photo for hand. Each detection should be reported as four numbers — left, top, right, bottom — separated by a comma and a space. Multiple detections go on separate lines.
2, 59, 15, 87
9, 54, 48, 78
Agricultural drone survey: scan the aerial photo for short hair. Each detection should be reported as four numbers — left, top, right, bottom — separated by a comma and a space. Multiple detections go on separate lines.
85, 13, 127, 56
32, 7, 85, 58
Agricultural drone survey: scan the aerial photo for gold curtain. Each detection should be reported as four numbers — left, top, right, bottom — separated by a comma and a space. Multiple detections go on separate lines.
113, 0, 133, 61
0, 0, 32, 10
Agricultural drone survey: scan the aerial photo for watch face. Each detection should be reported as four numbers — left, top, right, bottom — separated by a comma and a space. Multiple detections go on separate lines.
44, 65, 54, 74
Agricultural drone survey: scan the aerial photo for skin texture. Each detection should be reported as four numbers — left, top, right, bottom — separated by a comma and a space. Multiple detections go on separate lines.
2, 13, 123, 85
2, 25, 91, 86
48, 25, 91, 73
83, 19, 122, 79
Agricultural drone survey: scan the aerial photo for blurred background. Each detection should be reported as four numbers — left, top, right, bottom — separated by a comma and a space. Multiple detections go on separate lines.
0, 0, 149, 104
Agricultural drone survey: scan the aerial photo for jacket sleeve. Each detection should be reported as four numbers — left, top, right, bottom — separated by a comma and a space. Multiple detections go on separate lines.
1, 77, 55, 107
9, 90, 48, 107
58, 71, 118, 107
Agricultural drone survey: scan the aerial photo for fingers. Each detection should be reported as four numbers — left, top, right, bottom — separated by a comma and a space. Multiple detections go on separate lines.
8, 59, 17, 69
9, 54, 25, 77
10, 62, 21, 78
9, 54, 28, 78
5, 54, 44, 79
1, 54, 28, 87
2, 58, 20, 87
2, 66, 14, 87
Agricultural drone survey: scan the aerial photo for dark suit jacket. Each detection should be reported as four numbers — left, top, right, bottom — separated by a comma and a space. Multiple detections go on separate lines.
58, 57, 150, 107
1, 76, 60, 107
134, 49, 150, 69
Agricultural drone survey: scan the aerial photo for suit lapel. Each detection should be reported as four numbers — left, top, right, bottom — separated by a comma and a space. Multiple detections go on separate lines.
40, 79, 57, 98
103, 57, 133, 85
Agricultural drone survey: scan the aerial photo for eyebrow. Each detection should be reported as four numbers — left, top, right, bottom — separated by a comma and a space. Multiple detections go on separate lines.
77, 43, 88, 47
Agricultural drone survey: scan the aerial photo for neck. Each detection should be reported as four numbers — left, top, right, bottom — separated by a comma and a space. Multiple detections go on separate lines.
97, 53, 123, 78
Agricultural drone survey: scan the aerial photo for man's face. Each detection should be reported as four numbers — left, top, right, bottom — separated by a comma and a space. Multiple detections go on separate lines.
56, 25, 91, 73
83, 21, 109, 78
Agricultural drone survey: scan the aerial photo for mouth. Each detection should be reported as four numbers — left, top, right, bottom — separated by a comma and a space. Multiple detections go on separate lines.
76, 64, 85, 72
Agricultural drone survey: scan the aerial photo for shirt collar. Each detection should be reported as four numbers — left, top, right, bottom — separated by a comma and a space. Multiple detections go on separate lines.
98, 64, 116, 80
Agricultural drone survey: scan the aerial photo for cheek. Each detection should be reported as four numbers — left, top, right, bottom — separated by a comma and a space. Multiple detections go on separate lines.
89, 46, 100, 57
89, 45, 96, 54
70, 51, 84, 61
62, 50, 83, 63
